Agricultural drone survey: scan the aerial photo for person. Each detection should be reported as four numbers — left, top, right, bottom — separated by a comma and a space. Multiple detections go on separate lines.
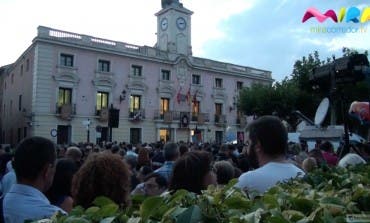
136, 147, 152, 171
213, 161, 235, 185
46, 158, 78, 213
169, 151, 217, 194
320, 141, 338, 166
71, 153, 131, 209
1, 160, 16, 196
302, 157, 318, 172
3, 136, 65, 222
154, 142, 179, 181
337, 153, 366, 167
235, 116, 305, 194
131, 172, 167, 196
65, 146, 82, 168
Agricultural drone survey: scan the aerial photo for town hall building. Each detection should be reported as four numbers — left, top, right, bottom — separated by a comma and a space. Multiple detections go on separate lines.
0, 0, 273, 145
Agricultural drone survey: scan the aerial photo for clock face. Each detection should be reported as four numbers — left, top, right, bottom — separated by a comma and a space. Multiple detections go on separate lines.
176, 17, 187, 30
161, 18, 168, 31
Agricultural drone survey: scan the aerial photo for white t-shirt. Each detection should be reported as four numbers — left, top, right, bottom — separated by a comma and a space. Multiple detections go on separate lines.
235, 162, 305, 194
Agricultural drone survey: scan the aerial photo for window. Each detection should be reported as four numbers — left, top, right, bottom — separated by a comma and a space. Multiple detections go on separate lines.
215, 103, 222, 115
26, 59, 30, 71
160, 98, 170, 115
96, 92, 109, 111
130, 128, 141, 145
237, 81, 243, 90
161, 70, 170, 80
20, 65, 23, 76
130, 95, 141, 112
18, 95, 22, 111
215, 78, 223, 88
98, 59, 110, 72
192, 74, 200, 85
131, 65, 142, 76
192, 101, 200, 114
60, 53, 74, 67
58, 88, 72, 106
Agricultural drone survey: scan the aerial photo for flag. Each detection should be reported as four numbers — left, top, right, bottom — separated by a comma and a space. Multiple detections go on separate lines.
186, 87, 191, 105
192, 90, 198, 105
176, 87, 182, 104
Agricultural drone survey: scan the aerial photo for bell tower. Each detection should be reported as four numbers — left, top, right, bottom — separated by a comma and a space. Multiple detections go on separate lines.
155, 0, 193, 55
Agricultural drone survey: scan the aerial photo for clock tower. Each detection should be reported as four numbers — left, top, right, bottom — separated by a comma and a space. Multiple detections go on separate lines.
155, 0, 193, 55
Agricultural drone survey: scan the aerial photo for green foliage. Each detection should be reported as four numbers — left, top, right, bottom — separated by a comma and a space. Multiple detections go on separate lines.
34, 164, 370, 223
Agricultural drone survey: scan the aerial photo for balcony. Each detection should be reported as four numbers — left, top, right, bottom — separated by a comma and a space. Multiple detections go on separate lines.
154, 110, 174, 122
214, 114, 226, 126
55, 103, 76, 120
236, 116, 247, 128
129, 109, 146, 122
191, 112, 210, 124
95, 107, 109, 122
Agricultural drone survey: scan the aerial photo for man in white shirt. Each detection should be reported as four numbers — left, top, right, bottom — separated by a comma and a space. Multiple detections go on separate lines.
235, 116, 304, 195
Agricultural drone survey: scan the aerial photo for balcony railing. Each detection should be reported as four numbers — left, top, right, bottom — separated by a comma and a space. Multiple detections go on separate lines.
95, 107, 109, 121
129, 109, 145, 121
214, 114, 226, 126
55, 103, 76, 120
191, 112, 210, 124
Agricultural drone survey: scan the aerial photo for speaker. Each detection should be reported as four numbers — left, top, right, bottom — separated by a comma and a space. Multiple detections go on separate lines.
109, 109, 120, 128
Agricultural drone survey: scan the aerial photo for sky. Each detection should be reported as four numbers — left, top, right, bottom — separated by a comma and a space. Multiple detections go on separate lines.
0, 0, 369, 82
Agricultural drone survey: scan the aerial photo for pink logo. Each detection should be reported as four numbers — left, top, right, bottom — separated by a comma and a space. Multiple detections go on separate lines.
302, 7, 338, 23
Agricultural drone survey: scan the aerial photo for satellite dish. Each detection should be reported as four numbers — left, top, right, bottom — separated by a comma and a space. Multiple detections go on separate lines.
314, 97, 330, 126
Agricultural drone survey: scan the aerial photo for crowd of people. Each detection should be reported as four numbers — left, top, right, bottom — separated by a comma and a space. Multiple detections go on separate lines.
0, 115, 368, 222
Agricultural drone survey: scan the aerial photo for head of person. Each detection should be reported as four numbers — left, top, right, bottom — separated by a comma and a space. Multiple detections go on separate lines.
137, 147, 151, 167
72, 153, 130, 208
246, 115, 288, 167
46, 158, 78, 205
169, 151, 216, 194
213, 161, 235, 185
302, 157, 317, 173
308, 148, 326, 167
13, 136, 57, 192
137, 165, 153, 182
338, 153, 366, 168
163, 142, 180, 162
143, 172, 167, 196
65, 146, 82, 164
179, 144, 189, 156
320, 141, 334, 153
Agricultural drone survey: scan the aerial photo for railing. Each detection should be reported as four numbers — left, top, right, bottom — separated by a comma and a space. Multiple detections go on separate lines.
37, 26, 169, 59
37, 26, 271, 80
55, 103, 76, 120
214, 114, 226, 126
95, 107, 109, 121
129, 109, 146, 121
191, 112, 210, 123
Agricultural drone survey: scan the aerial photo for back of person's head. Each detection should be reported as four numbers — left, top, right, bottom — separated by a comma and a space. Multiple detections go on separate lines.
14, 136, 56, 182
213, 161, 234, 185
125, 155, 137, 170
320, 141, 334, 152
247, 115, 288, 157
308, 148, 326, 167
111, 144, 120, 154
169, 151, 215, 194
302, 157, 317, 172
65, 146, 82, 162
46, 158, 78, 204
163, 142, 179, 161
144, 172, 168, 189
179, 144, 189, 156
72, 153, 130, 208
338, 153, 366, 168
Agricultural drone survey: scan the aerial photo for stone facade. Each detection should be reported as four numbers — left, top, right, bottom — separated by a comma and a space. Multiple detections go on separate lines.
0, 2, 272, 145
